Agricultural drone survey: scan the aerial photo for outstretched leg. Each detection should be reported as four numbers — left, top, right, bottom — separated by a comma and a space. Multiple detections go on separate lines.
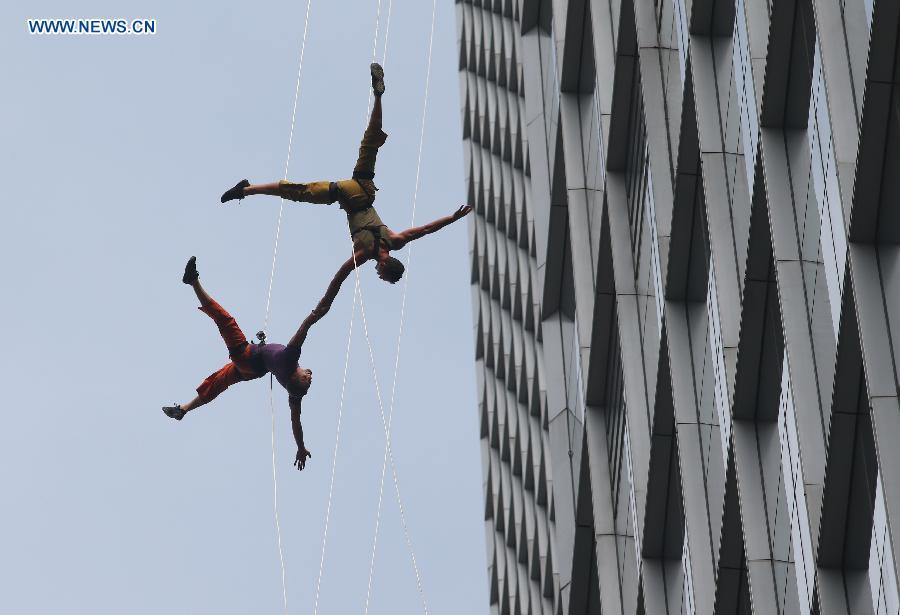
352, 67, 387, 182
221, 64, 386, 205
183, 257, 248, 352
164, 360, 243, 420
164, 394, 203, 419
163, 258, 252, 421
222, 178, 338, 204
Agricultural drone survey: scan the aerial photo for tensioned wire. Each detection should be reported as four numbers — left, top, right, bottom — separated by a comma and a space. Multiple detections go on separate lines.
313, 0, 434, 612
313, 0, 391, 612
260, 0, 315, 611
312, 279, 359, 615
363, 0, 438, 612
261, 0, 434, 612
347, 3, 433, 614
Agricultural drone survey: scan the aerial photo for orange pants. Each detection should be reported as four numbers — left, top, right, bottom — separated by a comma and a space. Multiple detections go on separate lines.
195, 298, 263, 403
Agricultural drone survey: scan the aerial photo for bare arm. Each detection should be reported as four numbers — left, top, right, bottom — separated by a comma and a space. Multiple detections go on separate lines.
394, 205, 472, 246
286, 249, 369, 349
290, 397, 311, 470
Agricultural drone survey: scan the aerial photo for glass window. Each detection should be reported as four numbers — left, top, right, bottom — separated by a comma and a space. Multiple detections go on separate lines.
807, 43, 847, 335
778, 359, 815, 615
707, 260, 731, 461
734, 0, 759, 187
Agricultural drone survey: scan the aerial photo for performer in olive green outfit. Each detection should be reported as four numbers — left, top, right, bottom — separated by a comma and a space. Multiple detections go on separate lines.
221, 63, 471, 284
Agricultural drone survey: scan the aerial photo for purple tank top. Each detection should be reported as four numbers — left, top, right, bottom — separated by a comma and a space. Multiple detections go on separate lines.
255, 343, 301, 392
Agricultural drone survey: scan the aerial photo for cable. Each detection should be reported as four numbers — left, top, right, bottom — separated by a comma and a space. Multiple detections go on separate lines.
261, 0, 314, 611
363, 0, 437, 612
313, 282, 359, 615
353, 248, 430, 615
313, 2, 385, 613
269, 377, 289, 614
381, 0, 394, 67
263, 0, 315, 334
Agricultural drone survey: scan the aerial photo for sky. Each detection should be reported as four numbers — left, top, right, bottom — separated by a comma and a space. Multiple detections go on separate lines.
0, 1, 488, 613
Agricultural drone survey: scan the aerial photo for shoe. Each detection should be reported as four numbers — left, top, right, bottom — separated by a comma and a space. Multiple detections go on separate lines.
163, 404, 186, 420
221, 179, 250, 203
370, 63, 385, 96
182, 256, 199, 285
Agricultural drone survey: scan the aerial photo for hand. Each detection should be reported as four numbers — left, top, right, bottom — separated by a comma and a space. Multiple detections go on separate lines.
452, 204, 473, 220
294, 447, 312, 471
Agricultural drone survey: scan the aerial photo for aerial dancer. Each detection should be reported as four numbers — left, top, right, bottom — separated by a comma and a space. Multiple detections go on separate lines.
162, 257, 344, 471
220, 62, 472, 283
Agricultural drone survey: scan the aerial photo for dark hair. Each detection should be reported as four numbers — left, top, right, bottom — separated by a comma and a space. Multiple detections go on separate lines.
380, 256, 405, 283
289, 369, 311, 398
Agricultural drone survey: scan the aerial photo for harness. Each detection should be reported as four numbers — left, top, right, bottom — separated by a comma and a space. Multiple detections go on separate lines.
329, 178, 377, 203
227, 338, 268, 380
330, 177, 390, 255
351, 176, 376, 201
352, 223, 392, 255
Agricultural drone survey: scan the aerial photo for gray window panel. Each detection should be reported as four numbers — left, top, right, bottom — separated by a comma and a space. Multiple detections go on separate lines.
778, 359, 816, 614
807, 44, 847, 334
662, 558, 686, 613
623, 420, 643, 566
682, 534, 696, 615
591, 88, 607, 186
869, 474, 900, 615
673, 0, 688, 82
870, 476, 886, 612
625, 93, 650, 274
734, 0, 759, 185
647, 168, 665, 331
706, 260, 731, 456
697, 323, 717, 427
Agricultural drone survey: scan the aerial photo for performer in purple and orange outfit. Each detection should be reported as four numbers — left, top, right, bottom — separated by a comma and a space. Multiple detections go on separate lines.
162, 256, 349, 471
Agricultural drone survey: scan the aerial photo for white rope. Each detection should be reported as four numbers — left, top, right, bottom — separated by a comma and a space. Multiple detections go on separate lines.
268, 378, 289, 615
303, 0, 434, 610
362, 5, 395, 608
313, 282, 359, 615
353, 253, 430, 615
312, 1, 385, 613
381, 0, 394, 67
363, 0, 437, 612
263, 0, 314, 334
261, 0, 314, 612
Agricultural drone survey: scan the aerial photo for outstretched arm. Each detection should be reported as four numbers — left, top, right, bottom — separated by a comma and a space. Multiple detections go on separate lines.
290, 397, 311, 471
286, 249, 368, 349
394, 205, 472, 246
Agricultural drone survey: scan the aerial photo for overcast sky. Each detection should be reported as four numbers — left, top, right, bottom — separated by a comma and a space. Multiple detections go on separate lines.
0, 1, 488, 613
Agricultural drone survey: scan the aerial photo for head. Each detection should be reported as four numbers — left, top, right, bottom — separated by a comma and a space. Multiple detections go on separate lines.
287, 366, 312, 401
376, 255, 405, 284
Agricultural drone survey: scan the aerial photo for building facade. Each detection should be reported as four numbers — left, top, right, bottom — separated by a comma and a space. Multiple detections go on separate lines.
455, 0, 900, 612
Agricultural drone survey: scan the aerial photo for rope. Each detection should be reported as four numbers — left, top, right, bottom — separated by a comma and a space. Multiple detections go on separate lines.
353, 251, 430, 615
261, 0, 314, 611
313, 283, 359, 615
269, 377, 289, 614
382, 0, 394, 67
363, 0, 437, 612
260, 0, 434, 609
361, 6, 393, 599
262, 0, 314, 334
312, 2, 385, 613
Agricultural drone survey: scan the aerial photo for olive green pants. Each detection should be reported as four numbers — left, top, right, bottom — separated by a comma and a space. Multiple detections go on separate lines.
277, 106, 387, 212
